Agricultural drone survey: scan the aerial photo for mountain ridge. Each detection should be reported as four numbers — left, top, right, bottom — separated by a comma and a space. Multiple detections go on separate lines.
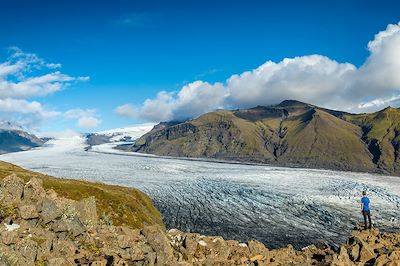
129, 100, 400, 175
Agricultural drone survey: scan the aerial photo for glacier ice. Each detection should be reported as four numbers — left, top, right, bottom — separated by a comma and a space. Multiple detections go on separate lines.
0, 134, 399, 248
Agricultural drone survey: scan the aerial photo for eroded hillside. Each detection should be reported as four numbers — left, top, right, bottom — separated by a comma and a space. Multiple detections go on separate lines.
130, 100, 400, 175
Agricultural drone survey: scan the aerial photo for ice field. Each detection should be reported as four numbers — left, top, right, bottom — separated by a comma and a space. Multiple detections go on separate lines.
1, 135, 400, 249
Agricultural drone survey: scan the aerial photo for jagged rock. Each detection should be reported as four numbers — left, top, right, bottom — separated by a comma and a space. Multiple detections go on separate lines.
375, 254, 390, 266
359, 241, 375, 262
46, 189, 58, 200
1, 231, 18, 245
76, 196, 98, 226
47, 257, 74, 266
116, 227, 142, 248
350, 243, 360, 260
331, 246, 353, 266
182, 233, 200, 260
52, 239, 77, 258
0, 255, 10, 266
16, 239, 38, 265
91, 260, 107, 266
248, 239, 269, 256
23, 177, 46, 202
40, 198, 62, 224
0, 174, 24, 205
226, 240, 251, 261
142, 225, 175, 265
51, 217, 86, 237
19, 204, 39, 219
388, 250, 400, 261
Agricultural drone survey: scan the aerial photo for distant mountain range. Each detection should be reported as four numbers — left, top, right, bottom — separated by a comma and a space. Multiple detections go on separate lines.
85, 124, 155, 149
128, 100, 400, 175
0, 121, 45, 154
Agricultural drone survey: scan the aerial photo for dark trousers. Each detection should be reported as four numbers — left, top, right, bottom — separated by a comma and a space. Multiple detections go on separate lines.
362, 210, 372, 229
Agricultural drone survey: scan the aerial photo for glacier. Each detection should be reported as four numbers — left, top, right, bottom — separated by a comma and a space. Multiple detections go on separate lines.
0, 133, 399, 249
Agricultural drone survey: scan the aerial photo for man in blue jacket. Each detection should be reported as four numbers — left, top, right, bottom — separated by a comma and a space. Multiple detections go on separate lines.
361, 191, 372, 229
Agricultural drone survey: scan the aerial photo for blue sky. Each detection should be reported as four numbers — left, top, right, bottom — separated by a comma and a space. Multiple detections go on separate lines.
1, 0, 400, 132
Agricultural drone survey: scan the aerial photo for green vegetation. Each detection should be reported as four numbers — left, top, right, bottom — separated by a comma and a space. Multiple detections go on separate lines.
132, 101, 400, 175
0, 161, 164, 228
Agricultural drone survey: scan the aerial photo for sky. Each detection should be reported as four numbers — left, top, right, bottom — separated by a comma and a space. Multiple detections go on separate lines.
0, 0, 400, 133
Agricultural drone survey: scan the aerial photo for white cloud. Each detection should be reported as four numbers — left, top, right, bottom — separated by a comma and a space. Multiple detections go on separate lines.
115, 104, 138, 118
357, 95, 400, 111
77, 116, 101, 128
116, 81, 226, 122
226, 55, 355, 109
0, 98, 60, 128
116, 21, 400, 122
64, 108, 101, 129
0, 47, 89, 129
0, 48, 89, 99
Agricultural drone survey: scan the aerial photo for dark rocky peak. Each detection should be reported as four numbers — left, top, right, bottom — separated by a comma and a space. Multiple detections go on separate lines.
234, 106, 289, 121
277, 100, 310, 108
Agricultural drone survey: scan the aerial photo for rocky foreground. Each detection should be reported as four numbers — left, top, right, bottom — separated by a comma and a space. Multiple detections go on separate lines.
0, 174, 400, 265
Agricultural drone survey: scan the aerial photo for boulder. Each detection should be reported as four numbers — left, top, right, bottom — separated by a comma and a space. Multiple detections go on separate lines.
248, 239, 269, 256
52, 239, 77, 258
331, 246, 353, 266
388, 250, 400, 261
375, 254, 390, 266
16, 239, 38, 265
350, 243, 360, 260
19, 204, 39, 219
76, 196, 98, 226
182, 233, 200, 259
0, 174, 24, 205
23, 177, 46, 202
359, 240, 375, 262
40, 198, 62, 224
0, 255, 10, 266
116, 227, 142, 249
1, 231, 19, 245
141, 225, 175, 265
47, 257, 74, 266
51, 217, 86, 237
91, 260, 107, 266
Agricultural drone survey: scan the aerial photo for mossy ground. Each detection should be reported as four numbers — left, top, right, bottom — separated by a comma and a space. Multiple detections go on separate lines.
0, 161, 164, 228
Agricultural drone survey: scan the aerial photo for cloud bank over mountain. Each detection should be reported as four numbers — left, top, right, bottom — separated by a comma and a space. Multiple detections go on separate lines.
116, 22, 400, 122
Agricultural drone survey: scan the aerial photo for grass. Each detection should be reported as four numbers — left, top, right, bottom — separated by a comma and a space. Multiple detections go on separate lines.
0, 161, 164, 229
133, 102, 400, 174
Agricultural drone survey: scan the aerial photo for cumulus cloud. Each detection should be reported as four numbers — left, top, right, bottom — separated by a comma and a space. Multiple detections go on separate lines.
115, 104, 137, 119
0, 98, 60, 129
77, 116, 101, 128
64, 108, 101, 129
0, 48, 89, 99
116, 81, 226, 122
0, 47, 89, 129
226, 55, 356, 109
357, 95, 400, 112
116, 21, 400, 122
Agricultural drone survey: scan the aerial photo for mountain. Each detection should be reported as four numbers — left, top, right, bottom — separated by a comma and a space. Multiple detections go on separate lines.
129, 100, 400, 175
0, 121, 45, 154
86, 123, 155, 148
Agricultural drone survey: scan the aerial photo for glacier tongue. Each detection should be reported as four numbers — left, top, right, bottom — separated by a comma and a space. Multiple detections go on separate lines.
0, 134, 399, 249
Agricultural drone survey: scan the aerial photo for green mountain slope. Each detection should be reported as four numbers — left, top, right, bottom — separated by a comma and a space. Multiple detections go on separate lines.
130, 100, 400, 175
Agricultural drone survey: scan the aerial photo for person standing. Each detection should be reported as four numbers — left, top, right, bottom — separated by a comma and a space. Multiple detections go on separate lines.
361, 191, 372, 229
